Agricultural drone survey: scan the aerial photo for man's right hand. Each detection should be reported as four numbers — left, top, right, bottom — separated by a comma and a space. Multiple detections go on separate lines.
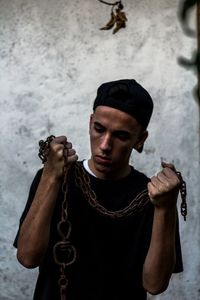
43, 136, 78, 180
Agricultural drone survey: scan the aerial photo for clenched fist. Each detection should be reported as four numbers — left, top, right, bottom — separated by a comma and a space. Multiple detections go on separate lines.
43, 136, 78, 180
148, 162, 180, 209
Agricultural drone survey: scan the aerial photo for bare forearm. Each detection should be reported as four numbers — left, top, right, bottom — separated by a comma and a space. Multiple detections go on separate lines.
17, 136, 78, 268
17, 173, 61, 268
143, 207, 176, 294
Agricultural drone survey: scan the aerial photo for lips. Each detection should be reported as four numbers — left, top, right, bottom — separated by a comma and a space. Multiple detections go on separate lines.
95, 155, 111, 165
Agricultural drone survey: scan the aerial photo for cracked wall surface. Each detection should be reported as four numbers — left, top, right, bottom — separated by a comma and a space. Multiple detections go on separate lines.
0, 0, 199, 299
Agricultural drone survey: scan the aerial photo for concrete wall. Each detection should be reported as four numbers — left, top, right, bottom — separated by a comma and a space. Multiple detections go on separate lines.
0, 0, 199, 299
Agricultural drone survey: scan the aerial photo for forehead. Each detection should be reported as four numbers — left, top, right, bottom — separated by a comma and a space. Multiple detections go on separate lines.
93, 106, 141, 132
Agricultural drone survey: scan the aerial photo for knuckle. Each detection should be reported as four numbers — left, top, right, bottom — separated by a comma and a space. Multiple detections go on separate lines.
57, 149, 64, 158
165, 181, 170, 190
59, 135, 67, 141
171, 178, 180, 189
52, 144, 64, 153
66, 142, 72, 148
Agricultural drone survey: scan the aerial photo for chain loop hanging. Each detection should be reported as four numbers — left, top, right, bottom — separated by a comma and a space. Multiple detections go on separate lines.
74, 163, 150, 218
38, 135, 76, 300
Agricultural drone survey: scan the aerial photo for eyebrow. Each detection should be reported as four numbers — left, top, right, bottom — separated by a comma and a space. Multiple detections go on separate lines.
93, 121, 105, 128
93, 121, 132, 136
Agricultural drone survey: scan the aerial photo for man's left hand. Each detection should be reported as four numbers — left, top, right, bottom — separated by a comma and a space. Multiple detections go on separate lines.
148, 162, 180, 209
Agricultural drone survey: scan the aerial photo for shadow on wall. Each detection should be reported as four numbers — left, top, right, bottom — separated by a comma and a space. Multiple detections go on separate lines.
178, 0, 200, 104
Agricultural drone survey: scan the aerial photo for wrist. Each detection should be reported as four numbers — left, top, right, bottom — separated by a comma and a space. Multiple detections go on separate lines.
154, 205, 176, 219
41, 169, 62, 185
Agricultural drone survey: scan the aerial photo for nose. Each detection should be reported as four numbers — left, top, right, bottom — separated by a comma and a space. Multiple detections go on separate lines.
100, 133, 112, 153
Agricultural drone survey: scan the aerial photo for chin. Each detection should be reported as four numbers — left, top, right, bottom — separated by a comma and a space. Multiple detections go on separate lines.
94, 163, 114, 178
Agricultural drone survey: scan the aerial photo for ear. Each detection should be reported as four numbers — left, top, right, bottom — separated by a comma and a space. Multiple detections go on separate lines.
133, 130, 148, 153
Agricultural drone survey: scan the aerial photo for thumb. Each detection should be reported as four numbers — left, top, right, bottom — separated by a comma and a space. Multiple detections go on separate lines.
161, 161, 176, 172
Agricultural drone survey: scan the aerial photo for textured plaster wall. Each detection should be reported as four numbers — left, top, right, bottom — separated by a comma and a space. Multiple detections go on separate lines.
0, 0, 199, 299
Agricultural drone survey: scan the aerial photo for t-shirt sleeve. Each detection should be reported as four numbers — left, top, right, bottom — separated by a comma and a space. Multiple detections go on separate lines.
173, 211, 183, 273
13, 169, 43, 248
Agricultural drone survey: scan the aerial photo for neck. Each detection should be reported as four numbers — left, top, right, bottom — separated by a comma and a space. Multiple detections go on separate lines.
88, 158, 131, 180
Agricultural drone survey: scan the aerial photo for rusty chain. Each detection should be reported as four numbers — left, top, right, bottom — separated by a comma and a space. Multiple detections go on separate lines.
74, 163, 187, 220
37, 135, 188, 298
74, 163, 150, 218
38, 135, 56, 163
176, 171, 187, 221
38, 135, 76, 300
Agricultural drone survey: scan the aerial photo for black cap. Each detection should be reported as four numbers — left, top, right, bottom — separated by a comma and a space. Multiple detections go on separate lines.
93, 79, 153, 129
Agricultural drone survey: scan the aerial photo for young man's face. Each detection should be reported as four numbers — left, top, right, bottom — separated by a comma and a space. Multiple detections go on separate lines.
88, 106, 148, 180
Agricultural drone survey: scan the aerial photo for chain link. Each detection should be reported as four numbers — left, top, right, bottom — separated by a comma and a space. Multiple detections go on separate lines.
38, 135, 55, 163
176, 171, 187, 221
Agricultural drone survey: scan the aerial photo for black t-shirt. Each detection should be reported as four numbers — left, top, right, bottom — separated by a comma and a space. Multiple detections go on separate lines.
14, 162, 183, 300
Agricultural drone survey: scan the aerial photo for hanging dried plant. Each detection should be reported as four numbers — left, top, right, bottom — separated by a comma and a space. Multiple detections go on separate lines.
98, 0, 127, 34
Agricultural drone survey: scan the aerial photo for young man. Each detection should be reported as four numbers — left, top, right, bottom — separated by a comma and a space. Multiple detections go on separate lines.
14, 79, 183, 300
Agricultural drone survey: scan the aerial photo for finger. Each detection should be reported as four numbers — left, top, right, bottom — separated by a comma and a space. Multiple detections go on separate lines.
156, 170, 179, 189
159, 160, 179, 182
162, 167, 180, 182
148, 179, 169, 201
50, 137, 67, 154
67, 154, 78, 164
150, 171, 180, 196
150, 176, 163, 189
52, 136, 67, 146
67, 148, 76, 156
150, 174, 171, 195
63, 148, 76, 157
161, 161, 176, 172
65, 142, 72, 149
147, 182, 159, 199
155, 171, 170, 184
56, 148, 65, 159
51, 143, 65, 153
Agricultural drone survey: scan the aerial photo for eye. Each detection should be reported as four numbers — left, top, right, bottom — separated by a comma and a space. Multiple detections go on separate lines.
94, 124, 105, 133
114, 131, 130, 141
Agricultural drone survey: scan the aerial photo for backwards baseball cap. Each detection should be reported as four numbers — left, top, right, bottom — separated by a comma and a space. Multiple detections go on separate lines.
93, 79, 153, 130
